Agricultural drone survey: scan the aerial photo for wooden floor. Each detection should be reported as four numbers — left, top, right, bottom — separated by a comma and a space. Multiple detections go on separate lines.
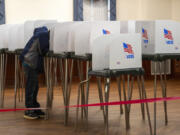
0, 79, 180, 135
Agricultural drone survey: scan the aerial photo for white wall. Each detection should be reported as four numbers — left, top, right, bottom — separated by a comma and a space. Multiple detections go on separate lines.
117, 0, 172, 20
5, 0, 73, 24
5, 0, 180, 24
172, 0, 180, 22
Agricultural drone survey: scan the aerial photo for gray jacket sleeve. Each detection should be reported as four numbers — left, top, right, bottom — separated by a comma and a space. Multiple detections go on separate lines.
23, 39, 41, 69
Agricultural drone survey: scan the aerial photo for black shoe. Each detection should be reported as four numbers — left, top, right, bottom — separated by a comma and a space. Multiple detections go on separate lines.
24, 110, 39, 120
35, 110, 45, 118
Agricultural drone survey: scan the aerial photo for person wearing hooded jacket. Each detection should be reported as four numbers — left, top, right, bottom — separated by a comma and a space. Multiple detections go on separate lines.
20, 26, 49, 119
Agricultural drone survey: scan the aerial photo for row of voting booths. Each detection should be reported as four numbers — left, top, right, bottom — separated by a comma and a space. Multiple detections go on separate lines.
0, 20, 180, 135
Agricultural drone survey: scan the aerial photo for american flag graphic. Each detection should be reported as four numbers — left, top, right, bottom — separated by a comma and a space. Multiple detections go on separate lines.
123, 43, 134, 54
102, 29, 111, 35
142, 28, 148, 40
164, 29, 173, 40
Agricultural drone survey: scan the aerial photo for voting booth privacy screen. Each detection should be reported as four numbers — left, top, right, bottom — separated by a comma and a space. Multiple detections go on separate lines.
110, 34, 142, 70
74, 21, 121, 55
1, 19, 180, 56
92, 34, 142, 71
8, 24, 24, 51
140, 20, 180, 54
120, 20, 180, 54
0, 24, 12, 49
130, 20, 180, 54
53, 22, 82, 54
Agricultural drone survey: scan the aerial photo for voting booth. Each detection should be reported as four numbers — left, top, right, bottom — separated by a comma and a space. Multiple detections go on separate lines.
92, 34, 142, 70
81, 33, 151, 135
120, 20, 180, 54
136, 20, 180, 54
120, 20, 180, 135
74, 21, 121, 55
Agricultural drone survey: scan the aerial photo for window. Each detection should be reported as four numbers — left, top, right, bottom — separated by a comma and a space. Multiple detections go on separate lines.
74, 0, 116, 21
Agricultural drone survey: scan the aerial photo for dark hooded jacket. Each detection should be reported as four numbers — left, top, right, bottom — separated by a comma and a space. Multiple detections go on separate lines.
19, 27, 49, 73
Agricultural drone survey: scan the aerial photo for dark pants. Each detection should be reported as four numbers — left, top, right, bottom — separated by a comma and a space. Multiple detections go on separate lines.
24, 65, 40, 108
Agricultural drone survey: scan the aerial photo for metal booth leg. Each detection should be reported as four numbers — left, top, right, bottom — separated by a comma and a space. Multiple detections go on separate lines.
59, 59, 65, 104
84, 61, 90, 129
127, 76, 134, 113
116, 77, 123, 115
159, 61, 168, 125
17, 56, 21, 102
0, 53, 3, 108
14, 54, 18, 109
138, 76, 153, 135
1, 53, 5, 107
153, 61, 157, 135
64, 58, 68, 126
45, 57, 50, 120
163, 60, 168, 125
77, 60, 86, 120
97, 77, 105, 123
59, 58, 73, 126
66, 59, 74, 124
20, 60, 25, 102
75, 78, 90, 130
53, 58, 58, 87
137, 75, 145, 120
49, 57, 54, 108
2, 53, 7, 107
75, 78, 82, 130
104, 77, 110, 135
122, 75, 130, 130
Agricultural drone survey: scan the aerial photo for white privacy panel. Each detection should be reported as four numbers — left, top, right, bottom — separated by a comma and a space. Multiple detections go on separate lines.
8, 24, 24, 51
67, 22, 83, 52
90, 21, 121, 53
44, 22, 58, 51
24, 21, 35, 45
74, 21, 120, 55
109, 34, 142, 69
135, 20, 180, 54
53, 22, 81, 53
74, 22, 92, 55
0, 24, 12, 49
92, 35, 114, 70
136, 21, 155, 54
92, 34, 142, 70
